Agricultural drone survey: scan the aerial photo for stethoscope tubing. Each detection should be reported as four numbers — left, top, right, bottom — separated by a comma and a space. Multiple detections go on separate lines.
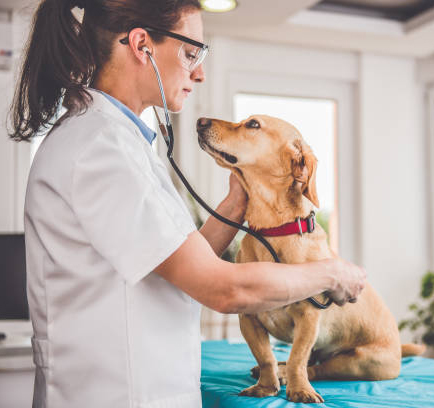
145, 50, 332, 310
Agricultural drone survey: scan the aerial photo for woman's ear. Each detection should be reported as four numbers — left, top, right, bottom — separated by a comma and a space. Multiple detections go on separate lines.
290, 141, 320, 208
127, 28, 153, 63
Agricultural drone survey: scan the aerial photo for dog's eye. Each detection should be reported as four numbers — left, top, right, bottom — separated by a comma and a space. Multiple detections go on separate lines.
245, 119, 260, 129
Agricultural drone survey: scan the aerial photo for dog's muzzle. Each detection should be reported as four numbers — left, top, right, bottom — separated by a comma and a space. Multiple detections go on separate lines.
197, 119, 238, 164
198, 137, 238, 164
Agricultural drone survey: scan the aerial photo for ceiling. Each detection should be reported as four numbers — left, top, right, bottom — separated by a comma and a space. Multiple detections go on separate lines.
334, 0, 424, 5
202, 0, 434, 58
1, 0, 434, 58
313, 0, 434, 21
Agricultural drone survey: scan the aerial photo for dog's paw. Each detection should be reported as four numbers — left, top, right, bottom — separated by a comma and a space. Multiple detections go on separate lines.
250, 365, 260, 379
250, 362, 287, 385
287, 386, 324, 403
239, 383, 280, 398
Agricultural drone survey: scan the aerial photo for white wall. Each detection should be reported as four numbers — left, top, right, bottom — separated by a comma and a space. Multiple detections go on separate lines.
359, 54, 429, 341
418, 53, 434, 270
0, 68, 15, 232
0, 9, 15, 232
0, 8, 32, 233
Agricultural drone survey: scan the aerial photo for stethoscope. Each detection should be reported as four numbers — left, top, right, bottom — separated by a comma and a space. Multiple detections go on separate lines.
143, 47, 332, 310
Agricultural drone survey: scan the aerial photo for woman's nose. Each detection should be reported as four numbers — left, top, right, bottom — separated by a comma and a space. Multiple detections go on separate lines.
197, 117, 212, 131
191, 63, 205, 83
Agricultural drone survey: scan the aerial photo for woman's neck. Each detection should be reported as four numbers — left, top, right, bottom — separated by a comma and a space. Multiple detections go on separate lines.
92, 69, 154, 116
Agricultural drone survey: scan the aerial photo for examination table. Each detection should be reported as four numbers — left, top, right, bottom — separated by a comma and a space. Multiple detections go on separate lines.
200, 340, 434, 408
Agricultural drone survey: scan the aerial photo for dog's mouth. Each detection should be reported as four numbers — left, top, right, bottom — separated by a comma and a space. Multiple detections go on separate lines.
198, 137, 238, 164
198, 132, 248, 192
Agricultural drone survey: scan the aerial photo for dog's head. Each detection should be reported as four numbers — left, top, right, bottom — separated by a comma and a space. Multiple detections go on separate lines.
197, 115, 319, 208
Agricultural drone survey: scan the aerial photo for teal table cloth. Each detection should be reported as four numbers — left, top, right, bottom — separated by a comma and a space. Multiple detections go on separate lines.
201, 340, 434, 407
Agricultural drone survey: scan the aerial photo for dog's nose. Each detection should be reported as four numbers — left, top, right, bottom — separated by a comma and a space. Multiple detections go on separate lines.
197, 117, 212, 131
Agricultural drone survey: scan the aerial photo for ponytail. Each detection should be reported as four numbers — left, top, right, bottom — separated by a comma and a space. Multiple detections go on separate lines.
9, 0, 202, 142
9, 0, 95, 142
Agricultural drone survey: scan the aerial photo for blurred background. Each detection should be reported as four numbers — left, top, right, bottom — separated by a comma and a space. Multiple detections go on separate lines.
0, 0, 434, 405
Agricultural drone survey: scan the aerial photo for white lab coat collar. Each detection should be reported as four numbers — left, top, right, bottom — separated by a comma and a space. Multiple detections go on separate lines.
85, 88, 152, 149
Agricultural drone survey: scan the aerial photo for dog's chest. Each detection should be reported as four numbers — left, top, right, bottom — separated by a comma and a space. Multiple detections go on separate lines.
255, 305, 334, 352
257, 306, 296, 343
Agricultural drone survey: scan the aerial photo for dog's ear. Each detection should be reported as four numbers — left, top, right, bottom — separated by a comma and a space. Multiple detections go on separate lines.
291, 142, 320, 208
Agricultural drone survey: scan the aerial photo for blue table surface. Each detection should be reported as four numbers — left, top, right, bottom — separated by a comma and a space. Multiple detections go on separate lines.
200, 340, 434, 408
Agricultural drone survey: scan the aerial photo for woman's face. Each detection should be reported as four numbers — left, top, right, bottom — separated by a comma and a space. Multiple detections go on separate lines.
153, 9, 206, 112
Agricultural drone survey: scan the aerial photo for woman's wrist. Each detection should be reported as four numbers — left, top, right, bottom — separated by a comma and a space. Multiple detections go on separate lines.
313, 258, 339, 293
220, 194, 245, 223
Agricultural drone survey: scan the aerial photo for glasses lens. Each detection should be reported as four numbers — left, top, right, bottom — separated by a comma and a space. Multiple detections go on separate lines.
178, 43, 207, 72
193, 47, 208, 70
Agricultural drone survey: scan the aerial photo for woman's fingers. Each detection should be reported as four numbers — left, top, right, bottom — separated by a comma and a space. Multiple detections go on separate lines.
326, 258, 367, 307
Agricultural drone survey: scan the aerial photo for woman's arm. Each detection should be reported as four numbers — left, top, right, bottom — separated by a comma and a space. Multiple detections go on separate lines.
199, 173, 248, 257
199, 196, 244, 258
154, 230, 366, 314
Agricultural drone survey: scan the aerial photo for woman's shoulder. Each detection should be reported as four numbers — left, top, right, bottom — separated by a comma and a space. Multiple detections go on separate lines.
46, 101, 144, 156
57, 102, 137, 140
30, 104, 150, 184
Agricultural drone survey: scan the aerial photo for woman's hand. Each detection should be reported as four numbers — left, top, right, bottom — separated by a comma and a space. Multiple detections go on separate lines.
324, 258, 367, 306
225, 173, 248, 221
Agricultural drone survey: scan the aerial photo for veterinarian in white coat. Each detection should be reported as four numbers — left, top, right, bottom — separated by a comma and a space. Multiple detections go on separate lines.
11, 0, 367, 407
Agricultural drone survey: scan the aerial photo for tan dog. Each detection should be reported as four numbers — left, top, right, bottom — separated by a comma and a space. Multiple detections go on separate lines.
196, 115, 426, 404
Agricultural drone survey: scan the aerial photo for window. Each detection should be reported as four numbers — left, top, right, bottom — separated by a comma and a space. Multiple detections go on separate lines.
234, 93, 339, 253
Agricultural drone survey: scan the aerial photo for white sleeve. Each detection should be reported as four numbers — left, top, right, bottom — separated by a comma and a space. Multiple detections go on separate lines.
71, 132, 194, 285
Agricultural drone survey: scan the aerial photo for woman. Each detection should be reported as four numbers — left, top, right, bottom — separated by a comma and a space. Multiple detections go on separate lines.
10, 0, 366, 407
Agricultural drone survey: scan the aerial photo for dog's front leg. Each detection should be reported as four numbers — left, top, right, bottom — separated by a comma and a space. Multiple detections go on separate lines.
238, 313, 280, 398
286, 307, 323, 403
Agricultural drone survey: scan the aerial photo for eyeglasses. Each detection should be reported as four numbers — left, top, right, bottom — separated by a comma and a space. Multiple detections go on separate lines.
119, 26, 209, 73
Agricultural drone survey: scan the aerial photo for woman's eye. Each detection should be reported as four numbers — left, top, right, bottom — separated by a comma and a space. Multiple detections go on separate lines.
184, 47, 198, 61
246, 119, 260, 129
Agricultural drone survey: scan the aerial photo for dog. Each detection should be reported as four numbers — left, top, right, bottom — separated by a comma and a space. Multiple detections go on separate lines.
197, 115, 426, 403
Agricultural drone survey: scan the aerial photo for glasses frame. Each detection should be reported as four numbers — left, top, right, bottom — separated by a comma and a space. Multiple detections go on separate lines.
119, 26, 209, 71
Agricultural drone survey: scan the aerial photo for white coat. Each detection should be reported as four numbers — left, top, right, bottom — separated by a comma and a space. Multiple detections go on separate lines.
24, 88, 202, 408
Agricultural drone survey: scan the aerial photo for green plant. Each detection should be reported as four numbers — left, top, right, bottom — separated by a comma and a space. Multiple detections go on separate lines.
315, 210, 332, 246
399, 271, 434, 346
315, 210, 329, 236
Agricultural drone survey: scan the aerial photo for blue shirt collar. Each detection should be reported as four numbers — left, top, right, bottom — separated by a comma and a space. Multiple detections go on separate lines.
94, 89, 157, 145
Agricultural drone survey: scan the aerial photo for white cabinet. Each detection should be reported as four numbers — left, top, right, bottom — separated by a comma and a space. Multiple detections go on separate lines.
0, 368, 34, 408
0, 331, 34, 408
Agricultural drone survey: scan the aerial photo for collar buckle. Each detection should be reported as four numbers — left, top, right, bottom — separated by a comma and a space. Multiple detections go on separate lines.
306, 211, 316, 233
295, 216, 303, 236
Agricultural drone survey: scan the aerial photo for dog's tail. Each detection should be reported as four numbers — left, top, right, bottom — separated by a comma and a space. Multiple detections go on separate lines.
401, 343, 426, 357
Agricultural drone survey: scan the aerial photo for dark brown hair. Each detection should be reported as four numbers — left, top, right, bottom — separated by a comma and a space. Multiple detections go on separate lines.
9, 0, 201, 142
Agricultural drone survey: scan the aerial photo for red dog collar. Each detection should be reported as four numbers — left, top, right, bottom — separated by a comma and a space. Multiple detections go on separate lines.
254, 211, 316, 237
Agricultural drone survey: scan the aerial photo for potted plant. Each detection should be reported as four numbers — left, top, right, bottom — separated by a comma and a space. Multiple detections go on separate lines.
399, 271, 434, 358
